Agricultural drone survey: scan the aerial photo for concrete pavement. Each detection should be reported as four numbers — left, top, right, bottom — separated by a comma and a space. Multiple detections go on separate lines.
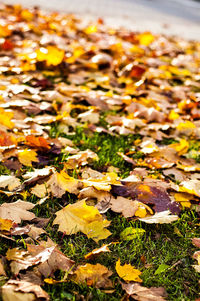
2, 0, 200, 40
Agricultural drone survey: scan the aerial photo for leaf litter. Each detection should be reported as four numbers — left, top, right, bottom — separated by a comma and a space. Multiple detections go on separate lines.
0, 3, 199, 300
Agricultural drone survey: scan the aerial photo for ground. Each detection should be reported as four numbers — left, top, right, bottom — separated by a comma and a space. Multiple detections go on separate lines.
0, 3, 200, 301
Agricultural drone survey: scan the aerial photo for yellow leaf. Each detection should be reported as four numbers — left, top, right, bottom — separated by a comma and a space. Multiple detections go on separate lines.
138, 32, 154, 46
47, 170, 80, 197
174, 192, 191, 208
168, 110, 180, 120
73, 263, 112, 288
53, 200, 111, 242
84, 25, 97, 34
21, 9, 33, 21
36, 46, 64, 66
0, 218, 13, 231
171, 139, 189, 155
31, 184, 47, 198
179, 180, 200, 197
115, 259, 142, 282
135, 203, 153, 218
0, 108, 14, 129
177, 121, 196, 131
18, 149, 39, 167
82, 172, 120, 191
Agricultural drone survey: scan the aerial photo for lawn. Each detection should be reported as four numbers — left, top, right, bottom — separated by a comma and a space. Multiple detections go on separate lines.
0, 3, 200, 301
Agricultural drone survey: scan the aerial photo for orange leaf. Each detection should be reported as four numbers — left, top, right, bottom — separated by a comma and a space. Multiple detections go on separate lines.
25, 135, 50, 149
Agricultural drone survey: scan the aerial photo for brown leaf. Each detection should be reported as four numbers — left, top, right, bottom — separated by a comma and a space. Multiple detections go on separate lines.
121, 282, 168, 301
6, 246, 55, 274
0, 257, 6, 276
72, 263, 113, 288
110, 196, 139, 218
2, 280, 49, 301
27, 244, 75, 277
192, 238, 200, 248
111, 182, 180, 214
0, 201, 35, 223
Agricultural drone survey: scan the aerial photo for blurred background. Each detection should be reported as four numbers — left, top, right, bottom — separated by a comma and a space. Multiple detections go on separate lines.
2, 0, 200, 39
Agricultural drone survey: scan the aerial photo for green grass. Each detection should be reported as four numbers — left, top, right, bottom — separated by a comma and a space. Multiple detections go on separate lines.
0, 125, 200, 301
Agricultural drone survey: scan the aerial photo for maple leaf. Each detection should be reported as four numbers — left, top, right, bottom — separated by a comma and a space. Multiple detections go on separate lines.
23, 167, 53, 185
53, 199, 111, 242
18, 149, 39, 167
0, 175, 21, 191
0, 131, 17, 147
0, 201, 35, 224
47, 170, 80, 197
178, 180, 200, 197
116, 259, 142, 282
137, 32, 155, 46
72, 263, 112, 288
82, 172, 120, 191
1, 280, 49, 301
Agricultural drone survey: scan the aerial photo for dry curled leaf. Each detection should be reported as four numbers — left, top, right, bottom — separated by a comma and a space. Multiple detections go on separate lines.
121, 282, 167, 301
139, 210, 178, 224
1, 280, 49, 301
85, 244, 111, 259
6, 246, 55, 275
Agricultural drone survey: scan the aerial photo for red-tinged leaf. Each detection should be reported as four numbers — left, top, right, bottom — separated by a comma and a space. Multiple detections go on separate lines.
111, 182, 180, 214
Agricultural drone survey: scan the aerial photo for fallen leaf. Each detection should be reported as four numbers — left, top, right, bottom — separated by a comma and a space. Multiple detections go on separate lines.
36, 46, 64, 66
0, 258, 6, 276
116, 259, 142, 282
111, 182, 180, 214
18, 149, 39, 167
120, 227, 145, 241
121, 282, 167, 301
25, 135, 50, 149
53, 199, 111, 242
27, 244, 75, 277
85, 244, 111, 259
6, 246, 55, 274
0, 218, 13, 231
192, 238, 200, 248
47, 170, 80, 197
139, 210, 178, 224
72, 263, 112, 288
0, 201, 35, 223
31, 184, 47, 198
110, 197, 139, 217
2, 280, 49, 301
0, 175, 21, 191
